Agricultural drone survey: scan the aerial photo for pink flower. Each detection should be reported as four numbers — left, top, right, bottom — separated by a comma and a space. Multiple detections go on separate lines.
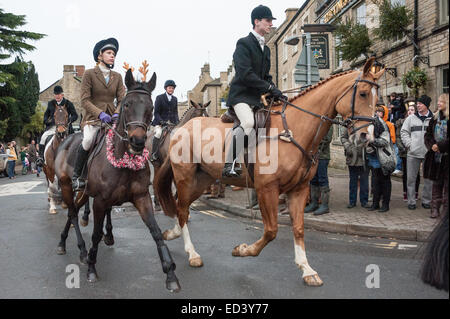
106, 129, 149, 171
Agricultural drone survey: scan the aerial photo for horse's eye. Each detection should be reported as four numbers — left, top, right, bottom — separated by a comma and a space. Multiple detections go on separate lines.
360, 92, 367, 98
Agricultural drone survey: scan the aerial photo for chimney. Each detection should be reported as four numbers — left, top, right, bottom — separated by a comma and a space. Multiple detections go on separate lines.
63, 65, 75, 73
285, 8, 299, 22
201, 63, 210, 75
75, 65, 85, 77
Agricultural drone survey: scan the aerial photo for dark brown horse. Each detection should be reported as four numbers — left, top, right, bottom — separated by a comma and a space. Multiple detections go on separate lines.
147, 100, 210, 210
54, 69, 180, 292
154, 58, 384, 286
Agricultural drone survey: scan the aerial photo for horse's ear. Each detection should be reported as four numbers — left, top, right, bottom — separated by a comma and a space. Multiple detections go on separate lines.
363, 57, 376, 76
125, 69, 136, 89
372, 68, 385, 80
146, 72, 157, 93
190, 100, 199, 108
204, 101, 211, 108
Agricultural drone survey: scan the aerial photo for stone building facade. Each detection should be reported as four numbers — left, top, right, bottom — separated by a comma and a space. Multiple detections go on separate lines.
39, 65, 85, 124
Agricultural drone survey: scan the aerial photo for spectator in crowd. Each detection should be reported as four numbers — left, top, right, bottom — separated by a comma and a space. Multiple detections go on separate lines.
207, 179, 226, 199
6, 142, 17, 179
304, 126, 333, 215
396, 101, 421, 202
20, 146, 28, 174
0, 143, 5, 154
28, 140, 40, 176
424, 93, 449, 218
340, 126, 370, 209
389, 92, 405, 124
366, 105, 395, 212
401, 95, 434, 210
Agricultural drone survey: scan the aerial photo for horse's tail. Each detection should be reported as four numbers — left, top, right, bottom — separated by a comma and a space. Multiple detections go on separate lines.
153, 157, 177, 218
421, 210, 449, 292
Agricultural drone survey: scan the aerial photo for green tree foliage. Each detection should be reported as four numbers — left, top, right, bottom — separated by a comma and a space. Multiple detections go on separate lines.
371, 0, 414, 41
332, 18, 372, 63
21, 102, 44, 139
0, 8, 45, 141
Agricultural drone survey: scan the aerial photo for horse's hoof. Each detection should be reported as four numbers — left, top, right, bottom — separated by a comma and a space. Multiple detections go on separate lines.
87, 272, 98, 283
166, 279, 181, 293
56, 246, 66, 255
103, 235, 115, 246
189, 256, 203, 268
61, 202, 68, 209
232, 244, 248, 257
80, 218, 89, 227
303, 274, 323, 287
49, 209, 58, 215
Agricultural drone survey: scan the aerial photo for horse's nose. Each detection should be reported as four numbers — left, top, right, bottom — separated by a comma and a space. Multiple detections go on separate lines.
130, 135, 146, 148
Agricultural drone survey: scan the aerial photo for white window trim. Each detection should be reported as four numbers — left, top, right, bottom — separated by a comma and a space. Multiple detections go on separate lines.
283, 36, 288, 63
292, 24, 299, 54
439, 0, 449, 24
282, 74, 288, 91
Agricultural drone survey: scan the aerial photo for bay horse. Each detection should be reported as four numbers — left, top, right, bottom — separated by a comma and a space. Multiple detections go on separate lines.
146, 100, 210, 210
54, 69, 180, 292
154, 57, 384, 286
42, 104, 91, 217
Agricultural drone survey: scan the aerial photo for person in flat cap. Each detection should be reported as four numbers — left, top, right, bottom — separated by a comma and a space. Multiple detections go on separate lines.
72, 37, 126, 191
400, 94, 434, 210
149, 79, 179, 162
223, 4, 283, 178
36, 85, 78, 166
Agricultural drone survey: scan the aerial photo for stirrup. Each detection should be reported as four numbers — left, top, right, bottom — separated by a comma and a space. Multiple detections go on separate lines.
72, 177, 86, 191
223, 160, 242, 178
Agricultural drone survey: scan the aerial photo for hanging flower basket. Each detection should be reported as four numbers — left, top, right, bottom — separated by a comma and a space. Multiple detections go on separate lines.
402, 67, 428, 96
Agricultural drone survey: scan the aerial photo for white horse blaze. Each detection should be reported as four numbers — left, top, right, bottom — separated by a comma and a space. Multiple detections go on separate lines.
294, 241, 317, 278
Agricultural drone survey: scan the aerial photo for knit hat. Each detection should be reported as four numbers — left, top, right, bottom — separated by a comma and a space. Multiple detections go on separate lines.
417, 95, 431, 108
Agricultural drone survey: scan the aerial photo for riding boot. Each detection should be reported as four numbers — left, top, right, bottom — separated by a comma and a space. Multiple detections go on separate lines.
36, 146, 45, 167
72, 145, 89, 191
314, 186, 330, 215
150, 137, 160, 162
305, 185, 320, 213
222, 126, 245, 178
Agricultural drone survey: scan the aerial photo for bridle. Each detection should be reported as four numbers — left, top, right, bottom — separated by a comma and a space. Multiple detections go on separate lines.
107, 89, 152, 142
54, 105, 69, 139
262, 71, 380, 183
335, 71, 380, 134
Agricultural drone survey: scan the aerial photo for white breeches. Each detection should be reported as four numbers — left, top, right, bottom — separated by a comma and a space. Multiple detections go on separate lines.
82, 125, 100, 151
154, 125, 163, 139
40, 126, 56, 145
233, 103, 254, 135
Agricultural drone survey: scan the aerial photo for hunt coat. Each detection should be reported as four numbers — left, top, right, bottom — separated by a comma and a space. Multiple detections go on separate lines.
80, 66, 126, 126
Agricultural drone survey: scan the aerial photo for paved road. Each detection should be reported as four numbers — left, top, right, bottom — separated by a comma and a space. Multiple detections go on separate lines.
0, 174, 447, 299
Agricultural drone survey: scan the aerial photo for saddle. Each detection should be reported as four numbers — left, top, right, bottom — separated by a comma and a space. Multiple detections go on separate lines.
220, 107, 271, 183
81, 127, 107, 180
151, 122, 176, 165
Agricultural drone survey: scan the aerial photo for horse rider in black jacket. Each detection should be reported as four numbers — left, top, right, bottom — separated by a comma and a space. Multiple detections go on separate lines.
37, 85, 78, 166
150, 79, 179, 161
222, 5, 284, 178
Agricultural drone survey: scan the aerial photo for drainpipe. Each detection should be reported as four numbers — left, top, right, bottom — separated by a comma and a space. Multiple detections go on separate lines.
413, 0, 419, 67
275, 43, 279, 86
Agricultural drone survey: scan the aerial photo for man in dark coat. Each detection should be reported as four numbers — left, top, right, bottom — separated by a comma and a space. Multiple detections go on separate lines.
150, 79, 179, 161
223, 5, 283, 177
37, 85, 78, 165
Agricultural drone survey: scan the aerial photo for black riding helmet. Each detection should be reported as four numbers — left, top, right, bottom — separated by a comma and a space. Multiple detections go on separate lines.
251, 5, 276, 26
93, 38, 119, 68
164, 80, 176, 89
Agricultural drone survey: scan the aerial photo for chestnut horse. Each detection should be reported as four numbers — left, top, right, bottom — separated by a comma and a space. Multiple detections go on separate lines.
54, 69, 180, 292
154, 58, 384, 286
146, 100, 210, 210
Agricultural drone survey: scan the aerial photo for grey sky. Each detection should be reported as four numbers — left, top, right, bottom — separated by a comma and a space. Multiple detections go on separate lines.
2, 0, 304, 99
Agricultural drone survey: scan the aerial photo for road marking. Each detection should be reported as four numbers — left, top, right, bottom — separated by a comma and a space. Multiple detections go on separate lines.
374, 241, 397, 249
0, 181, 45, 197
398, 244, 417, 250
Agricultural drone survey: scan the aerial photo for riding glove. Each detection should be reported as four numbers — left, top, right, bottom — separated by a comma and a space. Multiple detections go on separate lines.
99, 112, 112, 123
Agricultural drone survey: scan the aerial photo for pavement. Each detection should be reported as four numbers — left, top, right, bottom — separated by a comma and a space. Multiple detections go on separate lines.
198, 168, 441, 242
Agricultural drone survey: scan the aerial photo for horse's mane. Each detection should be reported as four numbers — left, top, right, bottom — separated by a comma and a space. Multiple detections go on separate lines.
284, 70, 357, 104
178, 105, 197, 124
